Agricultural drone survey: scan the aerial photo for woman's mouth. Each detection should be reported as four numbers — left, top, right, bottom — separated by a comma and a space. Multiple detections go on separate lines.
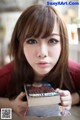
37, 62, 50, 68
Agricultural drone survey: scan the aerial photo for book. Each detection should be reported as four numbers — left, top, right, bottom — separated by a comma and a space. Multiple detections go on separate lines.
26, 105, 71, 118
26, 104, 61, 117
24, 82, 61, 117
24, 83, 70, 117
24, 83, 60, 107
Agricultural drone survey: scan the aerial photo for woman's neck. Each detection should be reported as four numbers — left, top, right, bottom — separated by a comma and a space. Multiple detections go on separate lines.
34, 74, 46, 83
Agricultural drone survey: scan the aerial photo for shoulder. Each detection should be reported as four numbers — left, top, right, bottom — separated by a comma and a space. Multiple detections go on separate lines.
0, 61, 14, 96
0, 61, 14, 77
68, 59, 80, 88
68, 59, 80, 73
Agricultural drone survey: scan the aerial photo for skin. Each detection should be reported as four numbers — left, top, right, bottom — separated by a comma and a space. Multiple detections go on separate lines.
23, 21, 61, 80
10, 92, 27, 116
55, 89, 72, 110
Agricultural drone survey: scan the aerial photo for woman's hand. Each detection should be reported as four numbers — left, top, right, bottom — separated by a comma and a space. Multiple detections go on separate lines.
10, 92, 28, 116
55, 88, 72, 110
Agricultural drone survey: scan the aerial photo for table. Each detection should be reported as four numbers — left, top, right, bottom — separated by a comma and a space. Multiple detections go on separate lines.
0, 106, 80, 120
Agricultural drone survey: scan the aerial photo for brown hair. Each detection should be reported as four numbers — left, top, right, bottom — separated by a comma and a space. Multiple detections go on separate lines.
8, 5, 75, 98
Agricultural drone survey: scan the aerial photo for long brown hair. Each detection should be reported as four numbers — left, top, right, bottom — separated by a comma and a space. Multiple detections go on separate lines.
8, 5, 75, 98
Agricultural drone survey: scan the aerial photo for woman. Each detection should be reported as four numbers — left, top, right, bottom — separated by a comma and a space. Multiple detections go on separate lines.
0, 4, 80, 116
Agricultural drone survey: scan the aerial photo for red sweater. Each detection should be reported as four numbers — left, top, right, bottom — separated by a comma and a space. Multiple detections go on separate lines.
0, 60, 80, 96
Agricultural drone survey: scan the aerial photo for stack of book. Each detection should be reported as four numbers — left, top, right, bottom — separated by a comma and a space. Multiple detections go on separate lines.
24, 83, 61, 117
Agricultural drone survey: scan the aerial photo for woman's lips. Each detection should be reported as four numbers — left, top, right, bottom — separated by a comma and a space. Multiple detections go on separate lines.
37, 62, 50, 68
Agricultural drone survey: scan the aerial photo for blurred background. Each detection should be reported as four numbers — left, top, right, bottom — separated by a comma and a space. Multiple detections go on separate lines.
0, 0, 80, 67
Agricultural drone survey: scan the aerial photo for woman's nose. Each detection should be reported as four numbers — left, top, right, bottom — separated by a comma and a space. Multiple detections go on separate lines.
37, 44, 48, 58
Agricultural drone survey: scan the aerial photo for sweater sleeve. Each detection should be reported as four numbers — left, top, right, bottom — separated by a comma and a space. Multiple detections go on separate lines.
0, 62, 13, 97
68, 59, 80, 90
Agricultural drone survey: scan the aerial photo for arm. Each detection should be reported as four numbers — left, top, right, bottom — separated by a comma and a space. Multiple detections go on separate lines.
72, 92, 80, 105
68, 60, 80, 105
0, 98, 11, 108
0, 92, 28, 116
0, 63, 28, 115
0, 62, 13, 96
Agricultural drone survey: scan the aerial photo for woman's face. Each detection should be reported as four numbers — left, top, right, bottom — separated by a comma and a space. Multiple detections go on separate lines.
23, 21, 61, 77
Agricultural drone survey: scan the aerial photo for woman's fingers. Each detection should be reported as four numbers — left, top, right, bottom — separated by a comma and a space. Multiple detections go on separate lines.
55, 88, 72, 110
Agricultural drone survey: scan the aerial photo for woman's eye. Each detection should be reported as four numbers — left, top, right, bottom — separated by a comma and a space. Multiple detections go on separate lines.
48, 38, 59, 44
26, 39, 37, 44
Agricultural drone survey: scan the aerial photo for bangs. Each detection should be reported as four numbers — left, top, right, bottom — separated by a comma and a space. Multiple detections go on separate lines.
24, 6, 56, 39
